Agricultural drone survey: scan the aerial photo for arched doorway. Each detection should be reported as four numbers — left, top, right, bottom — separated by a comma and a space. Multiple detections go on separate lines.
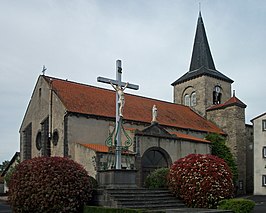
141, 147, 172, 186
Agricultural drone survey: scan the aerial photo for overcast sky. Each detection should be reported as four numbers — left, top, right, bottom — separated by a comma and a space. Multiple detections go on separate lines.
0, 0, 265, 163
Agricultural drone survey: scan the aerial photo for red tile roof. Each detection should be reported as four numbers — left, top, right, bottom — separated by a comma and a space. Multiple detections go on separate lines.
207, 96, 247, 111
44, 76, 224, 134
79, 143, 134, 154
171, 132, 210, 143
79, 143, 109, 153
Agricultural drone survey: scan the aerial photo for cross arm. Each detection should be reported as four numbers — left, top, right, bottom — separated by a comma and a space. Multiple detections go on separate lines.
97, 76, 139, 90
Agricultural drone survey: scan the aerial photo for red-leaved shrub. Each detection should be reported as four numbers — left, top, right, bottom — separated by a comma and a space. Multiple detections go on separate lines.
8, 157, 93, 213
168, 154, 234, 208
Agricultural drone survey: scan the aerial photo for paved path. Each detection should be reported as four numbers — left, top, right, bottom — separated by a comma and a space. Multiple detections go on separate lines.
246, 195, 266, 213
0, 200, 11, 213
1, 195, 266, 213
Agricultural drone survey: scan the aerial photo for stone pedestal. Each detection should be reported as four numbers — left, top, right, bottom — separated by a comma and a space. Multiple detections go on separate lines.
97, 169, 137, 189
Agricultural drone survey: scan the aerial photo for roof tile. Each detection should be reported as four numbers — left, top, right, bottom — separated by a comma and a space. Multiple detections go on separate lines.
44, 76, 224, 134
171, 132, 210, 143
79, 143, 109, 153
207, 96, 247, 111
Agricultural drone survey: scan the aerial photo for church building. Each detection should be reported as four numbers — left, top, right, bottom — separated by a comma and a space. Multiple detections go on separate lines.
19, 12, 253, 194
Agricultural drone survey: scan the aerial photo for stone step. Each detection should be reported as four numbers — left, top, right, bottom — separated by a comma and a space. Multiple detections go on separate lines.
109, 193, 174, 198
111, 189, 185, 209
118, 202, 185, 209
94, 188, 186, 210
114, 196, 179, 201
106, 188, 171, 193
118, 199, 181, 204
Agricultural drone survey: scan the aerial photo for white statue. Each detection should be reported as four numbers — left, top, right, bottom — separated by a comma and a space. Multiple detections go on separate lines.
152, 105, 158, 123
110, 81, 129, 117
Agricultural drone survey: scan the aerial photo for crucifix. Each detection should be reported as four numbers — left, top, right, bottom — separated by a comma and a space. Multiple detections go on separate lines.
97, 60, 139, 169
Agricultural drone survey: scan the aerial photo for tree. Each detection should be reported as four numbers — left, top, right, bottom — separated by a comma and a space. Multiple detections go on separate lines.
206, 133, 238, 184
0, 160, 10, 172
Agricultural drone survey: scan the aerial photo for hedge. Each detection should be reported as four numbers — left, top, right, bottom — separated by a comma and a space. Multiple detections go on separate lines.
84, 206, 165, 213
144, 168, 169, 189
218, 198, 255, 213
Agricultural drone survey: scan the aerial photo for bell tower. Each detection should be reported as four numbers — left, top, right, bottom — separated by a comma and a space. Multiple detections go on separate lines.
172, 12, 234, 117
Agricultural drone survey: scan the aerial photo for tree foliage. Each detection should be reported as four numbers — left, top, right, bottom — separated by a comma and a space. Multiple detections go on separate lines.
168, 154, 234, 208
0, 160, 10, 172
8, 157, 93, 213
144, 168, 169, 189
206, 133, 238, 184
218, 198, 255, 213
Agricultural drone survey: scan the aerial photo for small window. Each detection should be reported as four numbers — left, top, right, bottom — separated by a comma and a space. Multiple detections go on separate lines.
262, 120, 266, 131
184, 94, 190, 106
36, 131, 42, 151
191, 92, 196, 106
262, 147, 266, 158
39, 88, 42, 98
262, 175, 266, 187
239, 180, 243, 190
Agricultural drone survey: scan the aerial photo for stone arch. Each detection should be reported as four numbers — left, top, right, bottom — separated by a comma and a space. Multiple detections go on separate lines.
182, 86, 195, 106
141, 147, 172, 186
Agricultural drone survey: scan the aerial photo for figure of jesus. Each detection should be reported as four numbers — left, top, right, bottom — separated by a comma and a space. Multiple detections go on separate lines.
110, 81, 129, 117
152, 105, 158, 123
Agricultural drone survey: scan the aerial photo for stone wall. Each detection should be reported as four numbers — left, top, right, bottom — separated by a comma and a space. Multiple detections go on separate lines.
20, 76, 68, 161
173, 76, 231, 117
245, 124, 254, 194
74, 143, 97, 178
207, 105, 247, 194
20, 76, 51, 160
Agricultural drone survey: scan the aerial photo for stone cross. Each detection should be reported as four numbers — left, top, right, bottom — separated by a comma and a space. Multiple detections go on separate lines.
97, 60, 139, 169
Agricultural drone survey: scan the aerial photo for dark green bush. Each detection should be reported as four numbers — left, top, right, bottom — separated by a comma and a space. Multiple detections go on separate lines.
8, 157, 93, 213
206, 133, 238, 184
218, 198, 255, 213
88, 175, 98, 189
144, 168, 169, 189
83, 206, 164, 213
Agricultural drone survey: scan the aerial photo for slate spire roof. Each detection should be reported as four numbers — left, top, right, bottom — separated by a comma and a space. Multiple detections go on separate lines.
189, 12, 216, 71
172, 12, 233, 86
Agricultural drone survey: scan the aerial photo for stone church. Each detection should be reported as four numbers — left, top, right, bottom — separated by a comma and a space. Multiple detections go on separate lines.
20, 13, 253, 194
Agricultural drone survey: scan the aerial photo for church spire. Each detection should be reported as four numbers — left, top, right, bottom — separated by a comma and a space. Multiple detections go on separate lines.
189, 12, 216, 71
171, 12, 233, 86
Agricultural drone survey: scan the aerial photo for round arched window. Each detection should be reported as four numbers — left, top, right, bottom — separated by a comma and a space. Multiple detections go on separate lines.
184, 94, 190, 106
36, 131, 42, 151
52, 130, 59, 146
191, 92, 196, 106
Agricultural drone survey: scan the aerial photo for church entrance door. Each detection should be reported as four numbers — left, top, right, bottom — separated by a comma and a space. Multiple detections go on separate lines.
141, 147, 171, 186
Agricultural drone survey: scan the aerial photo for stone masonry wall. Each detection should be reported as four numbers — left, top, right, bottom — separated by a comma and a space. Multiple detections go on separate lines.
245, 124, 254, 194
173, 76, 231, 117
207, 106, 247, 194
